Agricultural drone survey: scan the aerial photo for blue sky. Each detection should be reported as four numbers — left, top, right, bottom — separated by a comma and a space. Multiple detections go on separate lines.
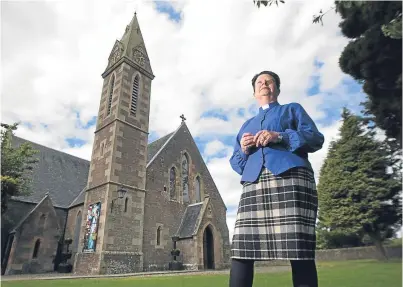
154, 1, 182, 22
4, 0, 388, 240
17, 1, 369, 165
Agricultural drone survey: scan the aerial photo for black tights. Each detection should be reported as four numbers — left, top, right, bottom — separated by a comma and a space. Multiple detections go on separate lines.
229, 259, 318, 287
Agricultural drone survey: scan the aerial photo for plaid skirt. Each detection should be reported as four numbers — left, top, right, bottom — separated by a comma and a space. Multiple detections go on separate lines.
231, 167, 318, 261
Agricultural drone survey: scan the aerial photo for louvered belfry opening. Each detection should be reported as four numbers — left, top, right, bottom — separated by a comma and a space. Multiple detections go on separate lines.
107, 75, 115, 115
130, 75, 139, 115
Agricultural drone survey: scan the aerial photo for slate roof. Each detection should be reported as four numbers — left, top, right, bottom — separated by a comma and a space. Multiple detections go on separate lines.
11, 136, 90, 208
10, 127, 177, 208
146, 132, 174, 164
176, 203, 203, 239
69, 188, 86, 208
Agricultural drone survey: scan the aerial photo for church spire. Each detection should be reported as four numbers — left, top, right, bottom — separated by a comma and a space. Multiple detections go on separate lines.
103, 12, 154, 78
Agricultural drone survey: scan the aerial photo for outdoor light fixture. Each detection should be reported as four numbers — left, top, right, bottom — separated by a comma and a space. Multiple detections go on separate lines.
117, 185, 127, 199
111, 185, 127, 212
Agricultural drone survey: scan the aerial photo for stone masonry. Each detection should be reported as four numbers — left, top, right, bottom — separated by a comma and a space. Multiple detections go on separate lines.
74, 13, 154, 275
2, 13, 231, 276
5, 196, 62, 275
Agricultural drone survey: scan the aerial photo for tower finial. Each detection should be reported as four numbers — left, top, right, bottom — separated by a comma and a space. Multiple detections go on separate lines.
180, 114, 186, 122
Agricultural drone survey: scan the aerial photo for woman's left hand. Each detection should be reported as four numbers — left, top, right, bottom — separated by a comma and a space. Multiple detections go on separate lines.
254, 130, 279, 147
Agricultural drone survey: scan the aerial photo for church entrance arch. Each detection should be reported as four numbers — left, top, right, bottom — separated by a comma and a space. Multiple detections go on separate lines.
203, 225, 214, 269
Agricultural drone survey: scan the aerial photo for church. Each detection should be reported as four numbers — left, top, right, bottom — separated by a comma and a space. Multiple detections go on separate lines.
1, 13, 231, 275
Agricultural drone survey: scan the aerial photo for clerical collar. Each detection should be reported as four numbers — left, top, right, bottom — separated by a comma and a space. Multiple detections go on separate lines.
260, 101, 279, 111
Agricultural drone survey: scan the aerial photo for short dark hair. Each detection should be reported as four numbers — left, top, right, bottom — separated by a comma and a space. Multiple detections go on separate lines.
252, 71, 280, 92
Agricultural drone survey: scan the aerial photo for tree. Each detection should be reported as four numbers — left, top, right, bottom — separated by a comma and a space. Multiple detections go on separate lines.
317, 108, 402, 259
1, 123, 38, 214
254, 1, 402, 147
337, 1, 402, 147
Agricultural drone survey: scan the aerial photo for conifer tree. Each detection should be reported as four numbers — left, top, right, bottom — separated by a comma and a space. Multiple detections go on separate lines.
317, 108, 401, 258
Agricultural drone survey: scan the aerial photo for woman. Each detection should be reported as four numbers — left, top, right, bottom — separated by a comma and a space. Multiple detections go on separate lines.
229, 71, 324, 287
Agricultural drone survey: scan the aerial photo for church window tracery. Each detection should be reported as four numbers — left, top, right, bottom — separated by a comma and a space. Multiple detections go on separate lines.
170, 167, 176, 200
130, 75, 139, 116
107, 75, 115, 115
182, 153, 189, 203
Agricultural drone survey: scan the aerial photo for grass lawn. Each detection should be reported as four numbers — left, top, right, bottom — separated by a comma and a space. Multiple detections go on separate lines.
2, 259, 401, 287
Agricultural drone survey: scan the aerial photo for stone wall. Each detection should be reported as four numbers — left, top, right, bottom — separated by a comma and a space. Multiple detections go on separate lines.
254, 246, 402, 267
64, 205, 83, 260
102, 252, 142, 274
177, 238, 196, 270
143, 123, 231, 270
5, 196, 62, 275
316, 246, 402, 261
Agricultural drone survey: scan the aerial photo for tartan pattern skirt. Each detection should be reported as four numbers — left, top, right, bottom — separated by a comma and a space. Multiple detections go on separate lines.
231, 167, 318, 261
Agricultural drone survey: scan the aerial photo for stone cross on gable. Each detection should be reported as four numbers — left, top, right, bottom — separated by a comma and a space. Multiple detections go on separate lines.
180, 114, 186, 122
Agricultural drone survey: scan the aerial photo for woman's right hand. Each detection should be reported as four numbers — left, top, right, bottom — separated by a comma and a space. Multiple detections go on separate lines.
240, 133, 255, 154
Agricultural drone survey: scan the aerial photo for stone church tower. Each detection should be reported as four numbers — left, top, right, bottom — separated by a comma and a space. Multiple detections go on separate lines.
74, 13, 154, 274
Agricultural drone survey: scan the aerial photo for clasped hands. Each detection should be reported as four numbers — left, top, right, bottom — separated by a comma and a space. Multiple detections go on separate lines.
240, 130, 280, 154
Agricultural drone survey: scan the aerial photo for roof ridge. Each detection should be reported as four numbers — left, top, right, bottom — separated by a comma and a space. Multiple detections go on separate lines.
146, 123, 183, 168
68, 187, 87, 208
10, 194, 50, 233
12, 135, 90, 164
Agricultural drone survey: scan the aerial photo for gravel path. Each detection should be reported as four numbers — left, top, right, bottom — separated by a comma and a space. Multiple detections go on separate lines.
1, 266, 291, 281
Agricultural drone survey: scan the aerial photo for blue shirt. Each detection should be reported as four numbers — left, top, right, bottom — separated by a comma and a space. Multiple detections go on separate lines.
229, 101, 324, 183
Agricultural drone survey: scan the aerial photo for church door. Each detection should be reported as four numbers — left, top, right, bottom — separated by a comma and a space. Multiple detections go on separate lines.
203, 225, 215, 269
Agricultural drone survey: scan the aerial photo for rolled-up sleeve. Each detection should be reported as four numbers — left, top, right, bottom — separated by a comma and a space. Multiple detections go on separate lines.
279, 103, 324, 153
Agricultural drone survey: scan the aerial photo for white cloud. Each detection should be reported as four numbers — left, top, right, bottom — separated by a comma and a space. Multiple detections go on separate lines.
204, 140, 226, 157
2, 0, 366, 244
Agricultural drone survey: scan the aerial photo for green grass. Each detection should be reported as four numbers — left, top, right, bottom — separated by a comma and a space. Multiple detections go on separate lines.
2, 260, 401, 287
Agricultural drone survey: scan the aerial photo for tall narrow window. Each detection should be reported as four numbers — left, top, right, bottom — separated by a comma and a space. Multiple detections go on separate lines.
170, 167, 176, 200
182, 154, 189, 203
130, 75, 139, 116
124, 197, 128, 212
107, 75, 115, 115
195, 176, 201, 202
33, 239, 40, 258
156, 226, 161, 245
73, 211, 82, 252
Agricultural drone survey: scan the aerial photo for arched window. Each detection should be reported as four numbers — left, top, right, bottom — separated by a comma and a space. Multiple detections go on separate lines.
32, 239, 40, 258
170, 167, 176, 200
130, 75, 140, 115
195, 176, 201, 202
73, 211, 82, 252
182, 154, 189, 203
156, 226, 161, 245
124, 197, 128, 212
107, 75, 115, 115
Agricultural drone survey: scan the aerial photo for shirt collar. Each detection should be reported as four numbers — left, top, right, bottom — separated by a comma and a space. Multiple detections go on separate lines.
259, 101, 279, 113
